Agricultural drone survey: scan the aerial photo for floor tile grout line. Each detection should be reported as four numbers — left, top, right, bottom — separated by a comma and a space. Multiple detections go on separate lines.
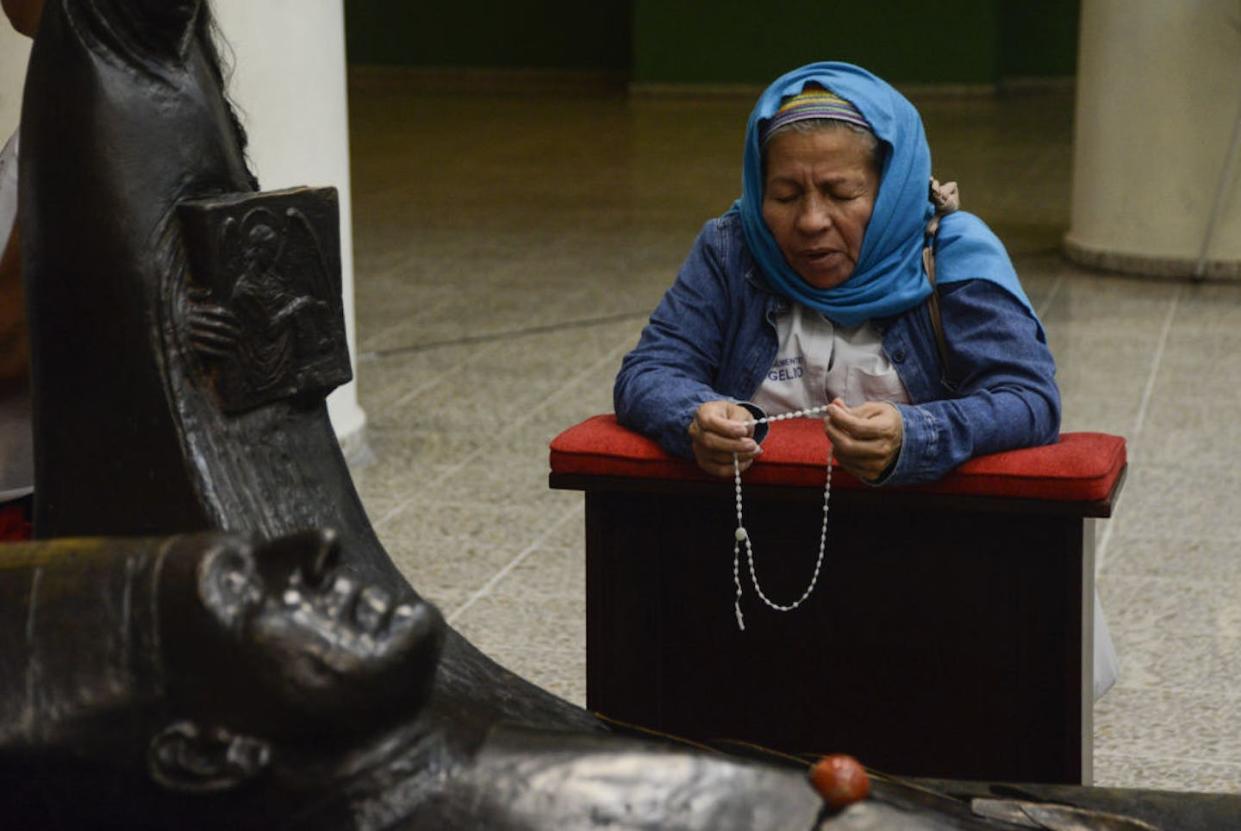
445, 501, 583, 625
357, 333, 502, 416
357, 288, 456, 353
387, 338, 505, 412
466, 645, 584, 657
1104, 564, 1241, 579
1096, 284, 1182, 574
1096, 571, 1241, 587
437, 329, 634, 622
1095, 493, 1124, 577
1108, 634, 1241, 651
1103, 635, 1241, 648
1093, 750, 1241, 769
1129, 284, 1181, 444
375, 296, 635, 412
1113, 453, 1241, 473
1103, 679, 1241, 698
1035, 272, 1066, 319
375, 495, 580, 512
373, 339, 631, 530
362, 310, 649, 361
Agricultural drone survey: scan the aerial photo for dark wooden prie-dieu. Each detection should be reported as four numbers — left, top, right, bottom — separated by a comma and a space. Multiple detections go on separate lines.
8, 0, 1237, 828
560, 477, 1114, 784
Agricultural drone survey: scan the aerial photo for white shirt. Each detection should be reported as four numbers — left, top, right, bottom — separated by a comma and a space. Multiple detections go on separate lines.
752, 302, 910, 415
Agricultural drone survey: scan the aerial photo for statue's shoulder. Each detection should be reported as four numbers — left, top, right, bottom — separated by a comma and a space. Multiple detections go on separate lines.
58, 0, 202, 70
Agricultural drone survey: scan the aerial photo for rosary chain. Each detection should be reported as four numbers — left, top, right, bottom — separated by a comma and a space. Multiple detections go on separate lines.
732, 405, 832, 631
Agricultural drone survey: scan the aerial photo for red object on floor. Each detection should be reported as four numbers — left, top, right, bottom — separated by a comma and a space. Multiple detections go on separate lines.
809, 754, 871, 808
0, 502, 32, 542
549, 414, 1127, 504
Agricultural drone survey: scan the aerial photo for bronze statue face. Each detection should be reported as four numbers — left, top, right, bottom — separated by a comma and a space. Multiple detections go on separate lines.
140, 531, 447, 800
178, 531, 444, 742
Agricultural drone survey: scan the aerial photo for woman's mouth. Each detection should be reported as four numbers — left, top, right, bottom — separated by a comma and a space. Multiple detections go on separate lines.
793, 248, 853, 288
800, 249, 844, 270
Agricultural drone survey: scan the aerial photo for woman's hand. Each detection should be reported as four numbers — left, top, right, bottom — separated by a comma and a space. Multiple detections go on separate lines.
824, 398, 903, 482
688, 400, 761, 478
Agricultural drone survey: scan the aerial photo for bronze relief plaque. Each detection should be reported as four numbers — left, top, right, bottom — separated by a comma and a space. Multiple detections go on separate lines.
178, 187, 352, 413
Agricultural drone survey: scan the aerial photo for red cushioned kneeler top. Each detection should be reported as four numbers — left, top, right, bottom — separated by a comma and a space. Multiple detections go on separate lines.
549, 414, 1126, 504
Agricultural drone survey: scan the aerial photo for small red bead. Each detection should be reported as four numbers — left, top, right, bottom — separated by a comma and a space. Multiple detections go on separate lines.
809, 754, 871, 808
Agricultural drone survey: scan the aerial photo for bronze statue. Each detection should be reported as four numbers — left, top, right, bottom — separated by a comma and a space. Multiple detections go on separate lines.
20, 0, 597, 736
9, 1, 1241, 828
11, 531, 1229, 830
0, 532, 827, 829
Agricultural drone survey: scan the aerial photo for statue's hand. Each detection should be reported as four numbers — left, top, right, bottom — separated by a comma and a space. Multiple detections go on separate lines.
186, 287, 241, 360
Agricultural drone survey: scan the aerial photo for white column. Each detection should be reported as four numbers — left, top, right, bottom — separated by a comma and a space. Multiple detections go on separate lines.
214, 0, 368, 452
1066, 0, 1241, 279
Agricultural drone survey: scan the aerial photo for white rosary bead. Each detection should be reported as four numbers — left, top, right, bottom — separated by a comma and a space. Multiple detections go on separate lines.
740, 403, 829, 429
731, 410, 833, 630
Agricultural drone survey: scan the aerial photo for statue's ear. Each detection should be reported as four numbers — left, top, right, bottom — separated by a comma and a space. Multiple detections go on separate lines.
148, 721, 271, 793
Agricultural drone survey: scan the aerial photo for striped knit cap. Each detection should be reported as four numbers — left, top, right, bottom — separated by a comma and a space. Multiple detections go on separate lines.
760, 86, 871, 144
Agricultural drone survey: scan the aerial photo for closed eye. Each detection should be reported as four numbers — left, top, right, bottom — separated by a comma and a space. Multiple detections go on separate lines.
826, 183, 869, 201
766, 186, 803, 203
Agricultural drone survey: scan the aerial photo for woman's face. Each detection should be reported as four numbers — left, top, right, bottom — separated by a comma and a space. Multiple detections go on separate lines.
761, 127, 879, 290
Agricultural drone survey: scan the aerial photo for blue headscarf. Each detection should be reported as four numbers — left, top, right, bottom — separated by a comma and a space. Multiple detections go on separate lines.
735, 62, 1035, 326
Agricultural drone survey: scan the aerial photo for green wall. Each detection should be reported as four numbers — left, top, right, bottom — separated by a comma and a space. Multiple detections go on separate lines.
344, 1, 632, 71
344, 1, 1079, 85
999, 0, 1081, 78
634, 1, 1000, 85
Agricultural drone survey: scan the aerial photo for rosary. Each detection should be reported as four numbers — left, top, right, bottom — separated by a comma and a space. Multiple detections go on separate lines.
732, 405, 832, 631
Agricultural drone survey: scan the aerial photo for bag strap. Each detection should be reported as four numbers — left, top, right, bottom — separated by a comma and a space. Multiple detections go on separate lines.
922, 215, 951, 378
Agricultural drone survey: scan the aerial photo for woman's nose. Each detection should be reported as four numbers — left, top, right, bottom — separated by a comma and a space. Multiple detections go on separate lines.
795, 194, 832, 235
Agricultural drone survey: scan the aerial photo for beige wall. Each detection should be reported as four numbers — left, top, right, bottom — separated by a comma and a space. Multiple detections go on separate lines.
0, 1, 366, 444
1067, 0, 1241, 277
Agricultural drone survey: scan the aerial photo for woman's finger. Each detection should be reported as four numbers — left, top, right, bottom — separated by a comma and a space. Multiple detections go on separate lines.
693, 450, 739, 478
828, 402, 902, 443
826, 404, 881, 439
696, 401, 754, 439
697, 429, 759, 455
826, 422, 894, 464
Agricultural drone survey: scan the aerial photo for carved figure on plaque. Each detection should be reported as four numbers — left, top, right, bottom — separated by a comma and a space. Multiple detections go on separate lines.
180, 189, 352, 412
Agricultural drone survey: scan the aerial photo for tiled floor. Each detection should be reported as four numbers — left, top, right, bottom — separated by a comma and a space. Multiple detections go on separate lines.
344, 80, 1241, 792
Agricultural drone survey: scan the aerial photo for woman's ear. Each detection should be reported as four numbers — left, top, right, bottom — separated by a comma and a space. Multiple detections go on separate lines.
148, 720, 271, 793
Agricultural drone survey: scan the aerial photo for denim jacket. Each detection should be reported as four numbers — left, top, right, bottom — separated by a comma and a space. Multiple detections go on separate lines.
613, 213, 1061, 486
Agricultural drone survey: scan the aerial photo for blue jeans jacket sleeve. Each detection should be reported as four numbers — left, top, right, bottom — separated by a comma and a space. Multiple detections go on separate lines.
614, 219, 761, 459
615, 214, 1060, 484
882, 279, 1061, 485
